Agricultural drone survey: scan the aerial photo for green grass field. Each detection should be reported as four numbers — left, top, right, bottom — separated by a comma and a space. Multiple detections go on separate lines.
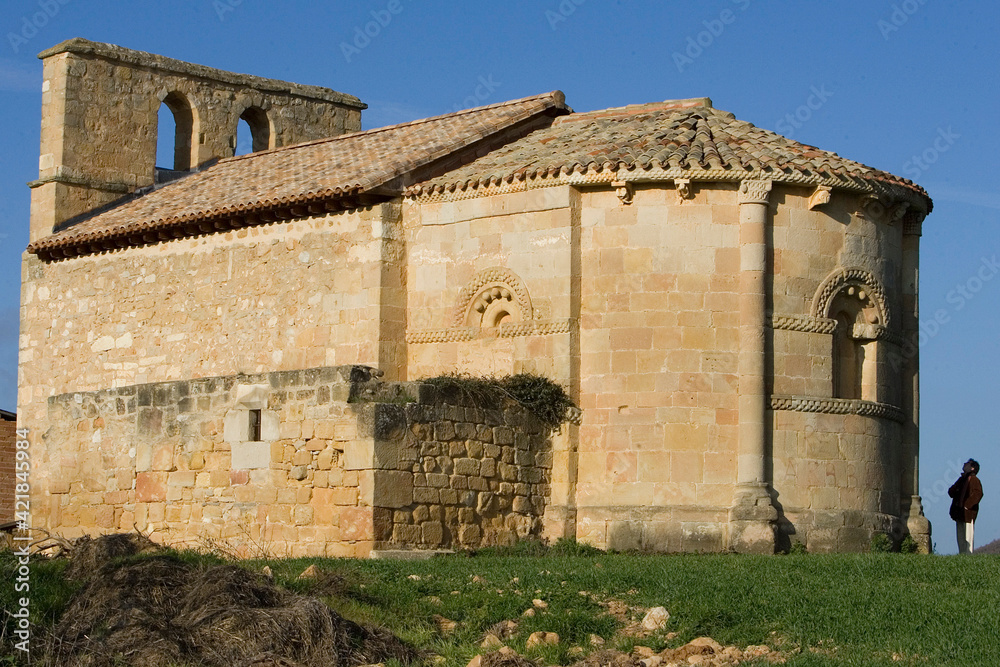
4, 544, 1000, 666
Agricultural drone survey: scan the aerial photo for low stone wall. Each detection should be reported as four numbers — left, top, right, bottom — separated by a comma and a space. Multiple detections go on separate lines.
360, 385, 552, 550
34, 365, 554, 557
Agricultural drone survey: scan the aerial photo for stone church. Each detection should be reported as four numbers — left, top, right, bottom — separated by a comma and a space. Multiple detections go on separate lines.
18, 39, 933, 556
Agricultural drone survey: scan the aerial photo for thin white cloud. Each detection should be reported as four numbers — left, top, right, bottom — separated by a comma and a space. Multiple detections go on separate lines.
362, 100, 433, 130
0, 57, 39, 92
923, 183, 1000, 211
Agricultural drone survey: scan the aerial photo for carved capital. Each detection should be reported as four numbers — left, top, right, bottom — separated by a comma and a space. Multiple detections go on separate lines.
903, 211, 925, 237
808, 185, 832, 210
738, 179, 772, 205
890, 202, 910, 221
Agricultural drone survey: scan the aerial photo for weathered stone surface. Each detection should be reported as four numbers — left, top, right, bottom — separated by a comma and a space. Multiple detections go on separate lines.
641, 607, 670, 631
22, 42, 927, 558
231, 441, 271, 470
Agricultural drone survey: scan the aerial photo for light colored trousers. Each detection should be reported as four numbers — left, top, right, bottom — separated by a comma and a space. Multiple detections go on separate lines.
956, 521, 975, 554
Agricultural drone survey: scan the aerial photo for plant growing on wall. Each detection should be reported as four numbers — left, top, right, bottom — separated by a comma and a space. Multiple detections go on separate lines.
420, 373, 576, 430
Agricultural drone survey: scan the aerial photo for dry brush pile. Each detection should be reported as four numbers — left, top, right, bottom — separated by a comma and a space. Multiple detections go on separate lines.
30, 533, 419, 667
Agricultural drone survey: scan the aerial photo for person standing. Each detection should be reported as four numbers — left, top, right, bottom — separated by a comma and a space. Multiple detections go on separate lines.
948, 459, 983, 554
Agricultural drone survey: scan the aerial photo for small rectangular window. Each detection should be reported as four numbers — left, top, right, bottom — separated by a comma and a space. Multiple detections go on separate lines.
248, 409, 261, 441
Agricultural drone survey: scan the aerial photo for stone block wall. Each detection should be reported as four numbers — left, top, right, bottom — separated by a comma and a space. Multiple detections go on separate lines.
405, 181, 918, 553
30, 38, 365, 242
573, 184, 741, 548
34, 365, 553, 556
361, 386, 553, 550
404, 186, 576, 385
18, 203, 405, 442
772, 410, 904, 552
40, 366, 366, 556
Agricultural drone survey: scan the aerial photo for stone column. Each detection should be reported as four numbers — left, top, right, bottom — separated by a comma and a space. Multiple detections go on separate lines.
730, 179, 778, 553
900, 214, 931, 552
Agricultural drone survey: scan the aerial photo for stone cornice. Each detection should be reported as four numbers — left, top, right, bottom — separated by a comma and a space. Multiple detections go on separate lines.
28, 172, 132, 194
404, 328, 476, 345
769, 314, 837, 335
39, 38, 366, 109
406, 319, 572, 345
871, 325, 906, 347
406, 166, 931, 214
769, 313, 906, 346
770, 395, 906, 424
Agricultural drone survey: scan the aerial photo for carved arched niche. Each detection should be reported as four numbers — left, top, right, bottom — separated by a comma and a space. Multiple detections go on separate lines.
813, 268, 889, 402
454, 267, 533, 330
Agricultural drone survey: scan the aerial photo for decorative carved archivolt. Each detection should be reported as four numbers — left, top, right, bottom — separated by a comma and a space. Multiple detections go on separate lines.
812, 267, 892, 330
403, 269, 573, 345
770, 395, 906, 424
453, 267, 533, 328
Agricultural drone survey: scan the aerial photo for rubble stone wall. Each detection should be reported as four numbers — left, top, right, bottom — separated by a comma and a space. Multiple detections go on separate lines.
36, 366, 552, 557
0, 418, 17, 524
363, 387, 553, 550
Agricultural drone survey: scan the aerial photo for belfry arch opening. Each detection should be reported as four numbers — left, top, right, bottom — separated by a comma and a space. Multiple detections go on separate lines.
235, 106, 271, 155
155, 92, 195, 174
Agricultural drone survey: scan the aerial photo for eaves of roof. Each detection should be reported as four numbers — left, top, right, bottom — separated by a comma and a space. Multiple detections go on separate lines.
28, 91, 570, 261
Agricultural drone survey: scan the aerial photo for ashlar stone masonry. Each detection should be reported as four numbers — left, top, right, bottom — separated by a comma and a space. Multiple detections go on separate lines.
42, 366, 554, 556
19, 39, 934, 555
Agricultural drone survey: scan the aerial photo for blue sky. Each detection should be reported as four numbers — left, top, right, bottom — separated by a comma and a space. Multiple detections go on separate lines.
1, 0, 998, 554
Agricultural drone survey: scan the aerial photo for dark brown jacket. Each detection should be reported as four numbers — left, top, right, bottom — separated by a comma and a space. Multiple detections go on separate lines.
949, 473, 983, 523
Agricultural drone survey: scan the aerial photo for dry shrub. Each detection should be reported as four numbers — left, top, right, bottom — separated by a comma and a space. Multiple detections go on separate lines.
39, 534, 419, 667
62, 532, 160, 580
567, 650, 635, 667
480, 650, 539, 667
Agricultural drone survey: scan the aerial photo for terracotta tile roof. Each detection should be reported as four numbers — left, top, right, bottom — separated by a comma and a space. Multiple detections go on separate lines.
409, 99, 931, 207
32, 93, 931, 261
29, 91, 570, 259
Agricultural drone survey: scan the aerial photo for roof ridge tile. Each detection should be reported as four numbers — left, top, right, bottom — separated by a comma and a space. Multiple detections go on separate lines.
220, 90, 568, 165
